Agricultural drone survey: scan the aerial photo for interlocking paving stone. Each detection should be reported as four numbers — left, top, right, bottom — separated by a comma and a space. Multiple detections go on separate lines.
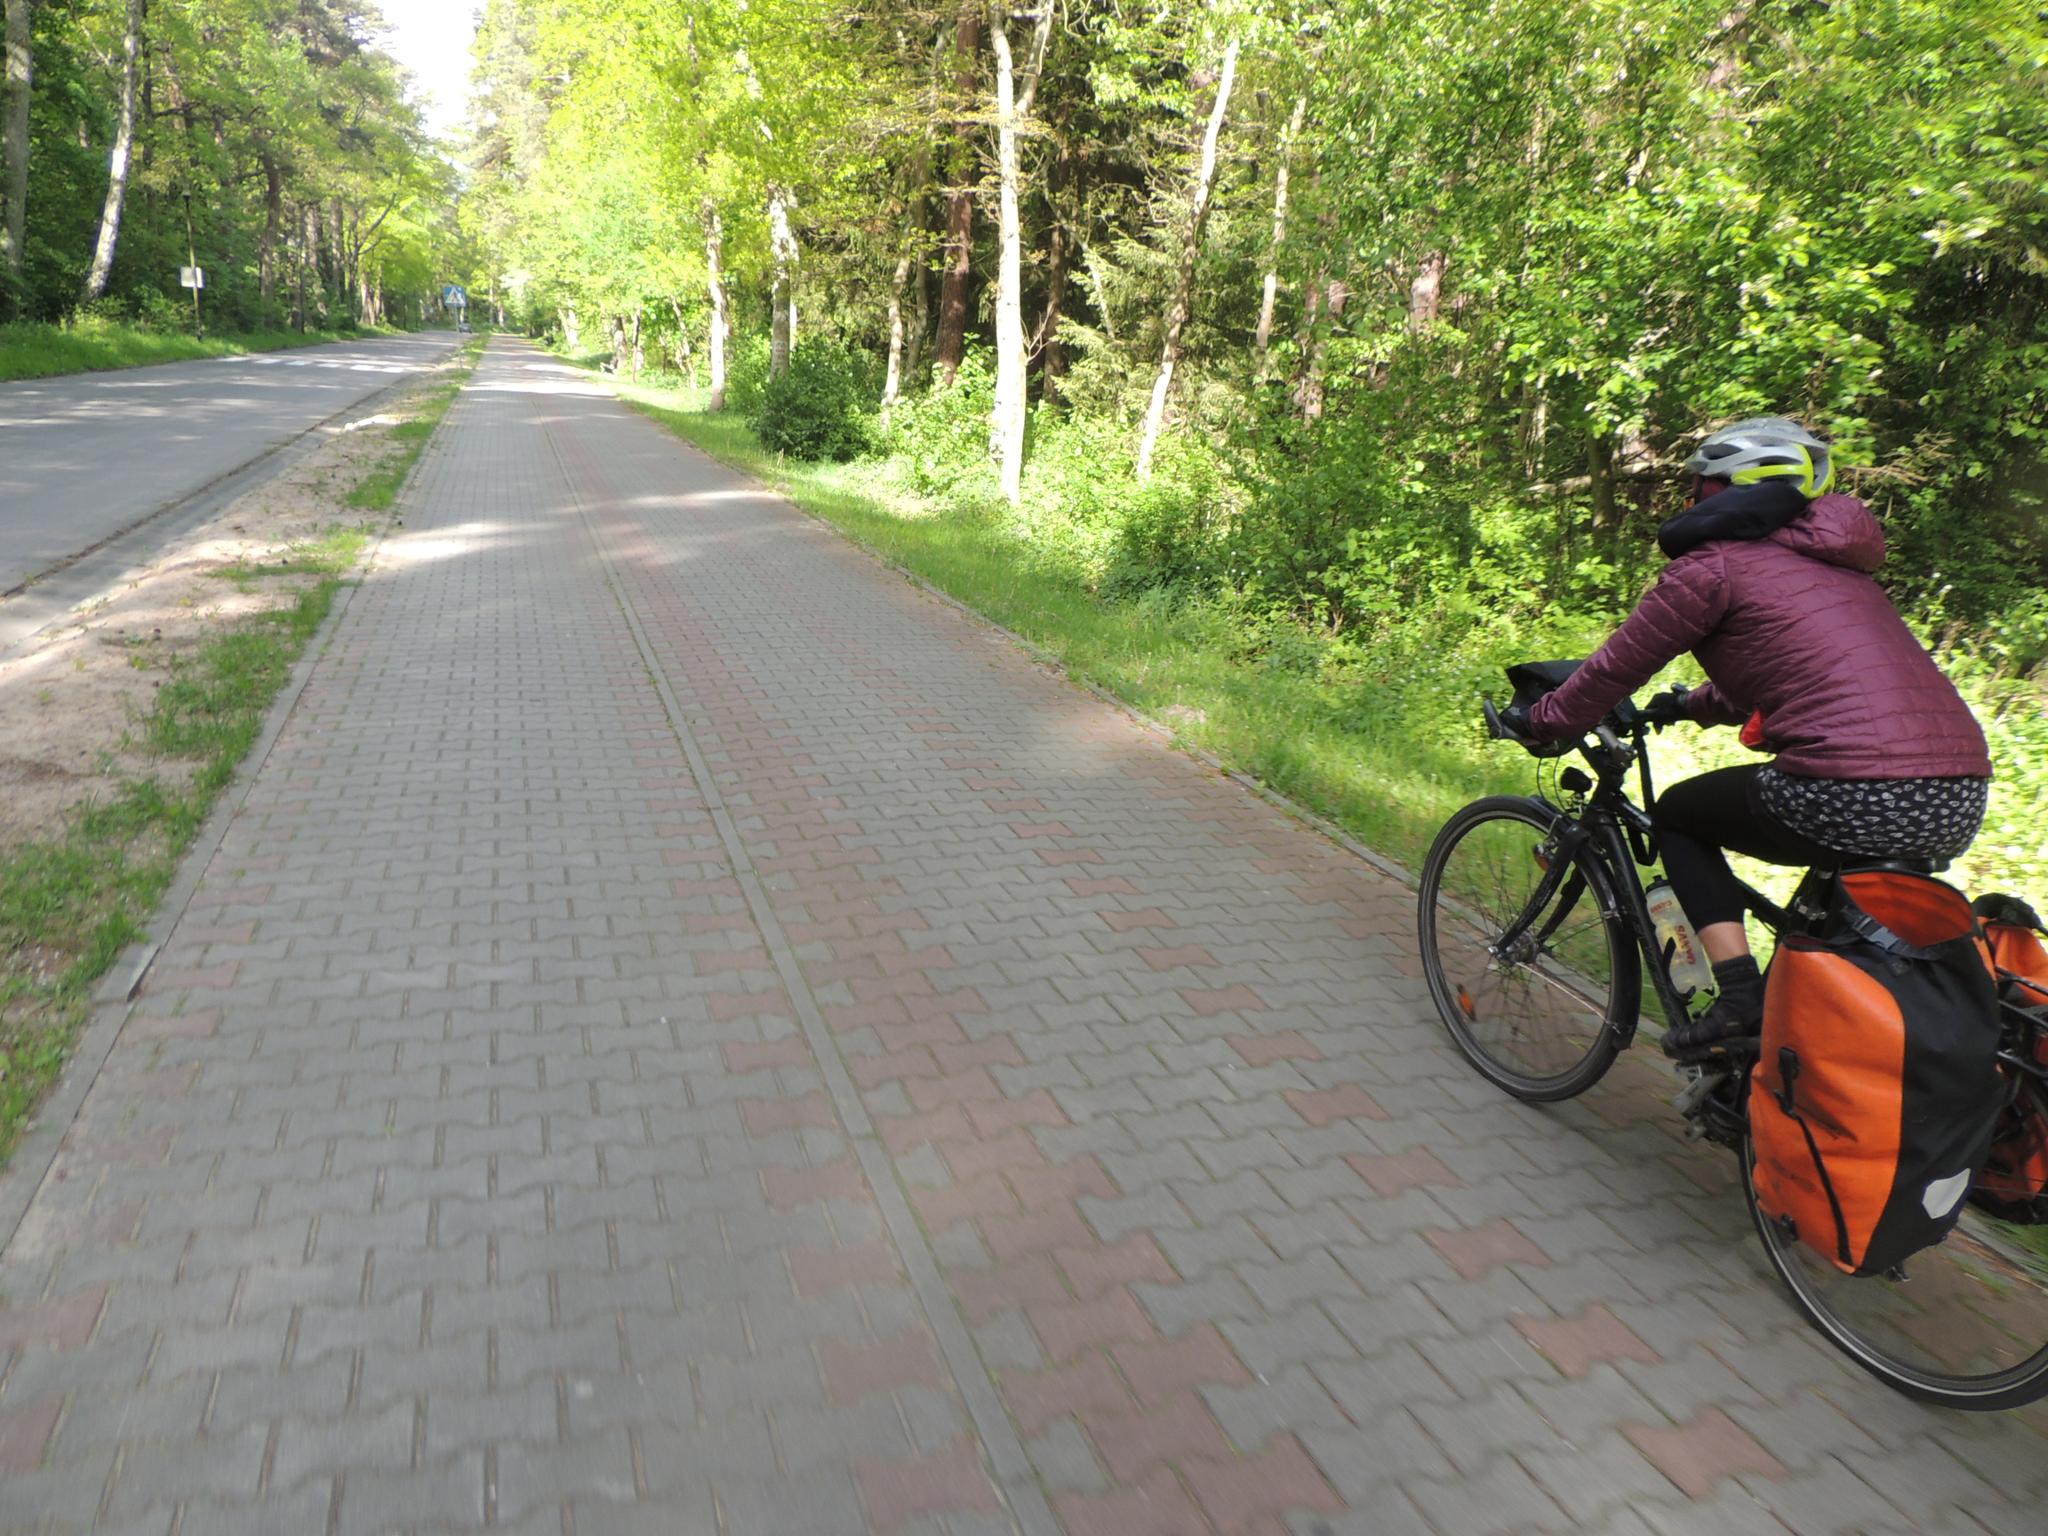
3, 337, 2045, 1535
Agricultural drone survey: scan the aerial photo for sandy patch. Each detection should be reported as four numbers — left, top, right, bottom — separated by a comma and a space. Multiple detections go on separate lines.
0, 367, 457, 851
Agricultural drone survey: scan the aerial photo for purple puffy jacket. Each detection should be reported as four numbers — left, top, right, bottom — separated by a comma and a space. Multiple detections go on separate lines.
1528, 494, 1991, 780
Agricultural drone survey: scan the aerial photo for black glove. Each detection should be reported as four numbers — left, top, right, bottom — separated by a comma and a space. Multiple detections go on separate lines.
1639, 687, 1692, 729
1495, 702, 1539, 742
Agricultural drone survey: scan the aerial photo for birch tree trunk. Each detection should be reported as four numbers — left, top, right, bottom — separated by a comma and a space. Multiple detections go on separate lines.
987, 2, 1052, 506
1135, 36, 1240, 481
882, 239, 911, 427
0, 0, 32, 318
933, 5, 980, 385
1254, 93, 1306, 379
703, 200, 728, 409
81, 0, 144, 304
768, 186, 797, 377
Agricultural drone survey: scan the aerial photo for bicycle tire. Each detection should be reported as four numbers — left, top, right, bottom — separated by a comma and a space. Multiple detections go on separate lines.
1417, 795, 1639, 1102
1742, 1108, 2048, 1411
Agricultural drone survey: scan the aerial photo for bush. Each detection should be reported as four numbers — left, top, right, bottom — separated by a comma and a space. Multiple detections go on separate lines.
887, 349, 998, 497
723, 334, 772, 418
753, 339, 875, 461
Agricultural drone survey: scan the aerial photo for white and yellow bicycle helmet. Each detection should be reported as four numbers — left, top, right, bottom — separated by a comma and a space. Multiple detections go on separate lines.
1683, 417, 1833, 499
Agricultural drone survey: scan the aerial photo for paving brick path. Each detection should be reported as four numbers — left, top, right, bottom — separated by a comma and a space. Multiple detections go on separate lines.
3, 339, 2043, 1536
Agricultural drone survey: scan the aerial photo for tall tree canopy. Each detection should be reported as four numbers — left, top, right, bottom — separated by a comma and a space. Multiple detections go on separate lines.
467, 0, 2045, 658
4, 0, 462, 328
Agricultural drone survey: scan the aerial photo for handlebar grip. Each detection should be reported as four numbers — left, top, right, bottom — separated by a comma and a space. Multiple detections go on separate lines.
1482, 700, 1507, 740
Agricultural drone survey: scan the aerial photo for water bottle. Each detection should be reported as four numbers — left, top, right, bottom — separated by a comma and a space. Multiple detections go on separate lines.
1646, 878, 1715, 999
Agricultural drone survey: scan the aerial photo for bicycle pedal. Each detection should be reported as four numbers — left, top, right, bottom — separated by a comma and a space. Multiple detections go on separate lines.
1672, 1068, 1728, 1119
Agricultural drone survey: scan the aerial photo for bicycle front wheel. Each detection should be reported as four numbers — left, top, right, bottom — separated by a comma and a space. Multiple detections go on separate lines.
1417, 796, 1639, 1101
1744, 1085, 2048, 1412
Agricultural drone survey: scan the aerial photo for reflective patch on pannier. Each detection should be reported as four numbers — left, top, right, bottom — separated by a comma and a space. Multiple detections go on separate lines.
1751, 871, 2001, 1276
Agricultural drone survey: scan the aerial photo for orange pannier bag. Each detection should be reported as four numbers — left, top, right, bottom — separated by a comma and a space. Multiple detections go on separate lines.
1751, 870, 2002, 1276
1970, 894, 2048, 1219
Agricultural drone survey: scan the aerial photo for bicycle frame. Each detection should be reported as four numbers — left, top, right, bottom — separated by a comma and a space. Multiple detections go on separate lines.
1491, 717, 1794, 1051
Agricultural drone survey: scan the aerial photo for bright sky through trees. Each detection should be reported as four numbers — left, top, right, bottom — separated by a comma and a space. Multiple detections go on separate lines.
382, 1, 482, 142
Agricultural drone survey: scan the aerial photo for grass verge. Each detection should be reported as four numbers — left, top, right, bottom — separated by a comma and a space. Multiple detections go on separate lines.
348, 374, 469, 511
0, 319, 411, 383
0, 341, 481, 1164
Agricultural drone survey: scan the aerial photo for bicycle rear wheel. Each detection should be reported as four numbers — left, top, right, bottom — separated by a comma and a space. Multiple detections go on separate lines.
1418, 796, 1639, 1101
1743, 1083, 2048, 1411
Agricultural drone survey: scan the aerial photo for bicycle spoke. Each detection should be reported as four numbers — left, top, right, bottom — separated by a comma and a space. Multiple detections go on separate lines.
1420, 800, 1630, 1099
1751, 1136, 2048, 1408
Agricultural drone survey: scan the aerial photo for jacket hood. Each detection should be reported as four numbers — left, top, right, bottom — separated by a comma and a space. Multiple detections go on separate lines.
1770, 493, 1886, 573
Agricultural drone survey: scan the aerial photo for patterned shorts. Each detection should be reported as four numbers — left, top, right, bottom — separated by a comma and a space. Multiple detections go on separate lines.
1755, 769, 1989, 861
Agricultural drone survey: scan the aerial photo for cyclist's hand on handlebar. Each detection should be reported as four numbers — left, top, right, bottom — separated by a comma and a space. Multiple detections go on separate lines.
1640, 686, 1692, 729
1494, 702, 1539, 742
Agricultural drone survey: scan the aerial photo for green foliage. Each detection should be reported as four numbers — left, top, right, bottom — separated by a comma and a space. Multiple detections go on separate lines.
721, 334, 774, 421
7, 0, 461, 333
752, 339, 876, 461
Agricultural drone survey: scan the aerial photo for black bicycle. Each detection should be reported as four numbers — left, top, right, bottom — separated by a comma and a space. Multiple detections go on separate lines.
1415, 663, 2048, 1410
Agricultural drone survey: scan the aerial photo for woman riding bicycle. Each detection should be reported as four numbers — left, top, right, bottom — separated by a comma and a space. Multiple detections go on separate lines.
1498, 418, 1992, 1059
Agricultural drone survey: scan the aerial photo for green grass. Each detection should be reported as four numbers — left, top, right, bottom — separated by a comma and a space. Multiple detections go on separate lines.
0, 318, 410, 382
0, 341, 481, 1164
216, 524, 374, 590
0, 581, 340, 1162
347, 372, 472, 511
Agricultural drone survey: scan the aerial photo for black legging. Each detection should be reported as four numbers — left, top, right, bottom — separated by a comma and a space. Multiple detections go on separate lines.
1653, 765, 1842, 929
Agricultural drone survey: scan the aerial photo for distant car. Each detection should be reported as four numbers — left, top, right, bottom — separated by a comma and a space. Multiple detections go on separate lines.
457, 320, 472, 333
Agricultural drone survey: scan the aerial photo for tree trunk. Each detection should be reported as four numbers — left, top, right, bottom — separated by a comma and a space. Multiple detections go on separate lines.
80, 0, 143, 304
1295, 275, 1346, 422
669, 296, 695, 384
882, 237, 911, 426
1135, 36, 1240, 481
1036, 110, 1074, 402
290, 209, 305, 330
563, 302, 578, 350
609, 313, 627, 374
768, 186, 797, 377
258, 154, 283, 303
630, 308, 644, 381
933, 5, 980, 385
1408, 250, 1446, 331
906, 223, 929, 382
986, 2, 1052, 505
301, 203, 322, 321
1254, 93, 1307, 379
1587, 431, 1619, 532
0, 0, 32, 318
703, 199, 727, 409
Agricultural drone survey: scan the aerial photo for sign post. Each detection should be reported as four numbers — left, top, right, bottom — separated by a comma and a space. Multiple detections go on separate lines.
179, 266, 205, 335
181, 191, 203, 337
442, 284, 468, 331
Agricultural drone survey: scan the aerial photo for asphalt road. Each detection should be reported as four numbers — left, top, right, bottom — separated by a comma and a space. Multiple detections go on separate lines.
0, 330, 462, 597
